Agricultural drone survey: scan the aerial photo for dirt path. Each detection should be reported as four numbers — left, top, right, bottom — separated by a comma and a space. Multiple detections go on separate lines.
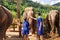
6, 38, 21, 40
6, 35, 60, 40
6, 32, 60, 40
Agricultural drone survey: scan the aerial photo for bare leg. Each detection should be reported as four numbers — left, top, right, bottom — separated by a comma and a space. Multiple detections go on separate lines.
37, 35, 39, 40
24, 35, 26, 40
26, 35, 29, 40
24, 35, 28, 40
40, 35, 44, 40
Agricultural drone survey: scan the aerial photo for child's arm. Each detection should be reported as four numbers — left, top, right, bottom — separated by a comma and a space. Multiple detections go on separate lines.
39, 21, 43, 31
31, 16, 37, 20
39, 18, 43, 31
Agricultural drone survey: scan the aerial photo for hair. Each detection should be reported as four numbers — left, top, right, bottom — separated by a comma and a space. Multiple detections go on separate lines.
38, 12, 41, 16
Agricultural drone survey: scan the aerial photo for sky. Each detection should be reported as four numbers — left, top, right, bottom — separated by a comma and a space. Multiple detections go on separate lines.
32, 0, 60, 5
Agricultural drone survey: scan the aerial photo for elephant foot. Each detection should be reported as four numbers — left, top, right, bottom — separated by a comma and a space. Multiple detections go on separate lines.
3, 38, 6, 40
29, 32, 32, 36
50, 32, 59, 39
50, 34, 59, 39
50, 32, 55, 37
55, 33, 59, 37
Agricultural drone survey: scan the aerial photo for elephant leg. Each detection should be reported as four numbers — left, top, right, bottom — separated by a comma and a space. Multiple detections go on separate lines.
0, 29, 3, 40
55, 27, 59, 37
49, 20, 52, 34
55, 27, 58, 34
3, 30, 6, 40
55, 25, 59, 37
50, 23, 55, 37
51, 25, 54, 34
3, 21, 8, 40
0, 25, 7, 40
49, 25, 54, 37
32, 27, 35, 34
49, 20, 54, 36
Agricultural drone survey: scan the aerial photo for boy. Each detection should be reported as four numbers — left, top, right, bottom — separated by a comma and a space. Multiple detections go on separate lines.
31, 12, 44, 40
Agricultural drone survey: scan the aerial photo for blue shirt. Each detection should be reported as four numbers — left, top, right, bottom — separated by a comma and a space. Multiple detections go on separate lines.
37, 17, 43, 30
23, 20, 29, 31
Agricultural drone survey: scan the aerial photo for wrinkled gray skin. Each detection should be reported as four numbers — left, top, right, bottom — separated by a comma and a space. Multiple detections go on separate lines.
46, 10, 59, 37
23, 7, 37, 34
0, 5, 13, 40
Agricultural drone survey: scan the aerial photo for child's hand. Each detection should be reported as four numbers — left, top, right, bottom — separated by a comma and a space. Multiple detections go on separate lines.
31, 16, 37, 20
31, 16, 33, 19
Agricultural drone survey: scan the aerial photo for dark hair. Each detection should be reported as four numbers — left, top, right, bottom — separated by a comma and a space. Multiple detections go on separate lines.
38, 12, 41, 16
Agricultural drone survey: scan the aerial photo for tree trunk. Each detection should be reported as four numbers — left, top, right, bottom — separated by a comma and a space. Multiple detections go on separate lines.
17, 0, 21, 37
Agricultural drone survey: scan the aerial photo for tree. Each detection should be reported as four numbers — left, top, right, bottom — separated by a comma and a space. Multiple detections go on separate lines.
17, 0, 21, 37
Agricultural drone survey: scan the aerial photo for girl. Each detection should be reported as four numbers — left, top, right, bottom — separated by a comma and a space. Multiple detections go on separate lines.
31, 12, 44, 40
22, 15, 29, 40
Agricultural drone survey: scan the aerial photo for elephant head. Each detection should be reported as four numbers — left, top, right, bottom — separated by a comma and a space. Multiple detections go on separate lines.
23, 7, 37, 34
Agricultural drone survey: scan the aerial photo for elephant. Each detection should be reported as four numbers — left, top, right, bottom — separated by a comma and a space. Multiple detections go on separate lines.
45, 10, 59, 37
23, 7, 37, 34
0, 5, 13, 40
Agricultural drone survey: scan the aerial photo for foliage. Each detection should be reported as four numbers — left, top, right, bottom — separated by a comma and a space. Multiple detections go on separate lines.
0, 0, 60, 18
11, 11, 17, 18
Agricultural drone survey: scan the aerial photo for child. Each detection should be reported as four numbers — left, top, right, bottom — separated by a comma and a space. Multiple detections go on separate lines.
22, 16, 29, 40
31, 12, 44, 40
37, 12, 44, 40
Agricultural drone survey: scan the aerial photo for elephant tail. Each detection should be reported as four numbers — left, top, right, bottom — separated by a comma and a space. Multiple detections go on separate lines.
46, 15, 51, 33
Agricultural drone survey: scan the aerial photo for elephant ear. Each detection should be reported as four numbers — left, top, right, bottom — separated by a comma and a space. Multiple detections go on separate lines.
23, 12, 27, 20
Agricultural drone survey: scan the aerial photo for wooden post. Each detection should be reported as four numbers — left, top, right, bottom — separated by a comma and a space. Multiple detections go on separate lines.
17, 0, 21, 37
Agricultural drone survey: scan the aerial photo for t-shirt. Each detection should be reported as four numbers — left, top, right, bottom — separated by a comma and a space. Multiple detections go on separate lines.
37, 17, 43, 30
23, 20, 29, 31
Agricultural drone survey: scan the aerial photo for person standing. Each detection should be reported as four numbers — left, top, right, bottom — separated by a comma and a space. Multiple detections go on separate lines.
31, 12, 44, 40
22, 16, 29, 40
37, 12, 44, 40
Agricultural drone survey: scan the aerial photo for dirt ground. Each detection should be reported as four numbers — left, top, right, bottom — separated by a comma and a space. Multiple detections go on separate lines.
6, 32, 60, 40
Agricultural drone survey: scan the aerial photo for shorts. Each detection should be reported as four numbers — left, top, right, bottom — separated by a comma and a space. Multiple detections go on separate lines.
22, 30, 29, 35
37, 30, 43, 36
